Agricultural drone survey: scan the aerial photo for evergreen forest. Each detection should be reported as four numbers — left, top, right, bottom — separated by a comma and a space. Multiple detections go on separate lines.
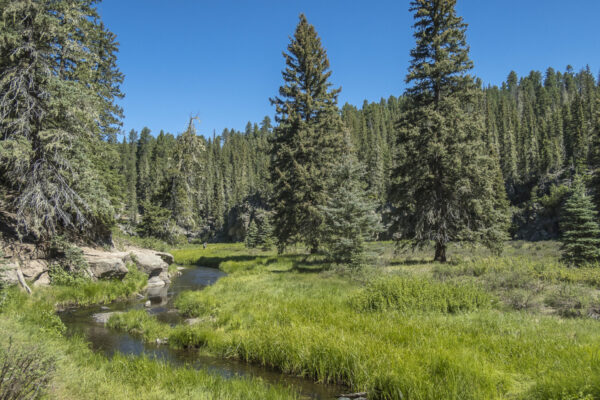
2, 1, 600, 399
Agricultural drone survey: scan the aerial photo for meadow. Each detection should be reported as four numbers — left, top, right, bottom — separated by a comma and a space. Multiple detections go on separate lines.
120, 241, 600, 400
0, 268, 297, 400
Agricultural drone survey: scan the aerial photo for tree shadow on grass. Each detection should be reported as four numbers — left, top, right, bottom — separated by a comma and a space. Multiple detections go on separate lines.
388, 259, 438, 266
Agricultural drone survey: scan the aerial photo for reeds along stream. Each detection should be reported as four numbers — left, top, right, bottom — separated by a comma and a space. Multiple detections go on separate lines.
58, 266, 345, 400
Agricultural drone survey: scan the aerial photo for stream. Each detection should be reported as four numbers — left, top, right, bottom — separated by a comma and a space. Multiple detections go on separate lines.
58, 266, 345, 400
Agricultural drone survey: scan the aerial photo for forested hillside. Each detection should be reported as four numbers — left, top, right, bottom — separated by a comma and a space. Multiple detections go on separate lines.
107, 66, 600, 243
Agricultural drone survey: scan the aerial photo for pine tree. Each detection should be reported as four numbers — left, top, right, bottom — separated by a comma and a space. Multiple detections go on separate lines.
390, 0, 509, 261
245, 220, 259, 249
258, 213, 275, 251
0, 0, 122, 241
269, 14, 347, 253
137, 201, 173, 242
169, 118, 204, 232
560, 176, 600, 266
319, 150, 382, 266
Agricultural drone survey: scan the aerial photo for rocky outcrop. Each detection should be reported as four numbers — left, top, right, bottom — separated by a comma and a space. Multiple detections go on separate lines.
127, 249, 168, 278
155, 252, 174, 265
0, 243, 174, 289
81, 248, 130, 280
0, 262, 19, 286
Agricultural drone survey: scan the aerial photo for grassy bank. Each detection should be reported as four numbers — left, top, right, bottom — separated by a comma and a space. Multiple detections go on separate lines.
152, 243, 600, 399
0, 277, 297, 399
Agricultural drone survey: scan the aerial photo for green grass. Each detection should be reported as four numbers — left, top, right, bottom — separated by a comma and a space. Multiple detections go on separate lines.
0, 269, 298, 399
154, 242, 600, 399
39, 264, 148, 307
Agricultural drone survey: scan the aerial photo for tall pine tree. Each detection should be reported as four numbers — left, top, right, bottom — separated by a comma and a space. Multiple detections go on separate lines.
269, 14, 347, 253
390, 0, 509, 261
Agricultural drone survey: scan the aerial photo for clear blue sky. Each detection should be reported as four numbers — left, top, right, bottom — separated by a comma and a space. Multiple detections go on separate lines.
97, 0, 600, 139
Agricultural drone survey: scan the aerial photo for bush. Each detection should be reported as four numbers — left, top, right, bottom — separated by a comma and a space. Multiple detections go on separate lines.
47, 236, 90, 285
544, 284, 592, 318
352, 276, 491, 313
0, 338, 56, 400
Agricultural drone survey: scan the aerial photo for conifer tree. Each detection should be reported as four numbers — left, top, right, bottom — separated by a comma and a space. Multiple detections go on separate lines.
258, 214, 275, 251
0, 0, 122, 241
269, 14, 347, 253
245, 220, 259, 249
320, 151, 382, 266
169, 118, 204, 232
560, 176, 600, 266
390, 0, 509, 261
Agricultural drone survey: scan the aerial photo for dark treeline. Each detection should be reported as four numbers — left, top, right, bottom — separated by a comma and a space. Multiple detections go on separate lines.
110, 66, 600, 243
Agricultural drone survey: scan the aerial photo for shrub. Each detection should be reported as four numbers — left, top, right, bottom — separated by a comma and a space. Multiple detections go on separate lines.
352, 276, 491, 313
47, 236, 90, 285
0, 338, 56, 400
544, 284, 592, 318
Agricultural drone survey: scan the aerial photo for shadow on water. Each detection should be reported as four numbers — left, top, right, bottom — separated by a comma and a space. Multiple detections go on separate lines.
58, 266, 345, 400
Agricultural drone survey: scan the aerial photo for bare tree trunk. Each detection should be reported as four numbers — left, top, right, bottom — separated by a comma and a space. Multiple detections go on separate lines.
16, 264, 32, 295
434, 242, 447, 263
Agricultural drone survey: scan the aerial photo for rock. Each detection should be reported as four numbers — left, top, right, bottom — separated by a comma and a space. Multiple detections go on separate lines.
128, 249, 167, 277
92, 311, 122, 324
144, 300, 151, 307
147, 276, 166, 288
86, 256, 129, 280
20, 259, 48, 280
185, 318, 201, 325
0, 262, 19, 286
158, 270, 171, 285
155, 252, 174, 265
32, 271, 50, 287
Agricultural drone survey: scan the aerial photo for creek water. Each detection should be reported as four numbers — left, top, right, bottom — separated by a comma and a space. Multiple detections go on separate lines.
58, 266, 345, 400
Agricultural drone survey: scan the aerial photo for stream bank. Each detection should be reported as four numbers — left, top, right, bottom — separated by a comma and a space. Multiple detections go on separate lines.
59, 265, 345, 400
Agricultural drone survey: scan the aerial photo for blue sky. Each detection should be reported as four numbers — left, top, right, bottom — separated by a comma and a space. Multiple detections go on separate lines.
97, 0, 600, 139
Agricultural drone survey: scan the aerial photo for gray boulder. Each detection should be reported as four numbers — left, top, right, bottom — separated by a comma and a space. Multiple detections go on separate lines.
155, 251, 174, 265
32, 271, 50, 287
129, 249, 167, 277
87, 256, 129, 280
20, 259, 48, 280
0, 262, 19, 286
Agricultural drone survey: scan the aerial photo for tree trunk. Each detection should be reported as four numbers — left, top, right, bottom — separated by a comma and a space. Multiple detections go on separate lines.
434, 242, 447, 262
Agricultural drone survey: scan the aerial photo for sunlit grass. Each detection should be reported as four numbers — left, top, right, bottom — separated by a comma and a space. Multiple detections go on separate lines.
159, 241, 600, 399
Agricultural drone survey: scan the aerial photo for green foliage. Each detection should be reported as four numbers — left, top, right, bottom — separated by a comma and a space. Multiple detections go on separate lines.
351, 276, 491, 313
108, 310, 168, 342
319, 151, 382, 266
245, 220, 259, 248
269, 14, 347, 252
0, 292, 297, 400
47, 264, 147, 307
544, 284, 594, 318
390, 0, 509, 261
157, 243, 600, 400
0, 338, 56, 400
47, 236, 90, 285
0, 0, 122, 241
137, 201, 175, 242
560, 176, 600, 266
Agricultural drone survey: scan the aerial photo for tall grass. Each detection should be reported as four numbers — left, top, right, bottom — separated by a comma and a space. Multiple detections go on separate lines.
0, 284, 298, 400
159, 242, 600, 399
